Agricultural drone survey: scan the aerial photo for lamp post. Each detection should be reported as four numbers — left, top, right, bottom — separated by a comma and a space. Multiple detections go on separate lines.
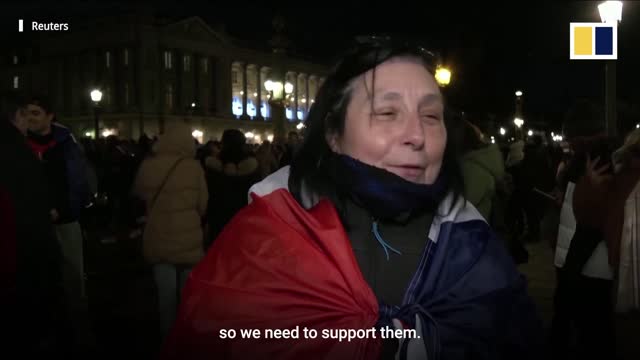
90, 89, 103, 139
514, 117, 524, 140
264, 78, 293, 143
514, 90, 524, 140
515, 90, 523, 117
598, 1, 622, 137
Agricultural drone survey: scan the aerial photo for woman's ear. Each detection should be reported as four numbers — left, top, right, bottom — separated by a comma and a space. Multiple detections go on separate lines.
326, 132, 341, 153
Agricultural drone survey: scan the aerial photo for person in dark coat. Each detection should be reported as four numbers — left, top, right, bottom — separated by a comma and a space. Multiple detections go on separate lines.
25, 94, 93, 351
0, 91, 66, 355
203, 129, 260, 247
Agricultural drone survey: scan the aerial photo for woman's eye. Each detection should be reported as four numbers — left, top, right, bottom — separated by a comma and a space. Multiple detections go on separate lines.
374, 110, 397, 120
421, 114, 441, 123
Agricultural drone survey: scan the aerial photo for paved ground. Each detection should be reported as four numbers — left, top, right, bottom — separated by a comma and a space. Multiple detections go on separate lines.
518, 240, 557, 327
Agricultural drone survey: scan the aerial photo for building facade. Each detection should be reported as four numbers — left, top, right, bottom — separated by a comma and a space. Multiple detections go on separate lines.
2, 14, 328, 143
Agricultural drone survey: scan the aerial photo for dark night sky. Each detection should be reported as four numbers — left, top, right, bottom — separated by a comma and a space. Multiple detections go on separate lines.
3, 1, 639, 131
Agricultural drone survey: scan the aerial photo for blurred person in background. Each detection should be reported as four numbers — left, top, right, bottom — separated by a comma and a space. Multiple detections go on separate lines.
25, 94, 93, 351
1, 91, 66, 355
132, 121, 208, 340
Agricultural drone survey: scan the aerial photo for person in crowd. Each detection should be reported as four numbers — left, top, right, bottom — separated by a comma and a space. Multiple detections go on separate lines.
138, 133, 153, 159
505, 140, 529, 262
607, 128, 640, 313
551, 101, 619, 359
0, 91, 66, 355
255, 140, 279, 179
459, 120, 505, 221
25, 94, 93, 350
163, 39, 542, 360
521, 135, 555, 243
132, 121, 208, 340
204, 129, 260, 246
279, 130, 301, 168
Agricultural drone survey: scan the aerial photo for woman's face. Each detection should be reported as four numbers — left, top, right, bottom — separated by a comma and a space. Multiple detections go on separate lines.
330, 57, 446, 184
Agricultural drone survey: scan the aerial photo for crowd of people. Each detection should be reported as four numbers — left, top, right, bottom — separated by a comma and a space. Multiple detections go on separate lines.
2, 39, 640, 360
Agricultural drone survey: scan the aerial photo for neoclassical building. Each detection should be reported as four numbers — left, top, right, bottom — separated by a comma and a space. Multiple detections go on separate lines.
3, 14, 328, 143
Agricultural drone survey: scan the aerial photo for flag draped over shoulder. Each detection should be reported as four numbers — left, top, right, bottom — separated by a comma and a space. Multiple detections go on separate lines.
161, 189, 381, 360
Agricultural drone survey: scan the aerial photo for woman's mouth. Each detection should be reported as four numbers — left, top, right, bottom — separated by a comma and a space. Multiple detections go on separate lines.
386, 165, 425, 182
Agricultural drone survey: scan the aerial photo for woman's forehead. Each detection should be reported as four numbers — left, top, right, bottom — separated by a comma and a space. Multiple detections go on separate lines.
355, 59, 440, 97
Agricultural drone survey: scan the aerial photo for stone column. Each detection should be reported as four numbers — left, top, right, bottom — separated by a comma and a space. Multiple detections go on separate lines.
240, 62, 250, 120
256, 65, 264, 121
214, 57, 233, 118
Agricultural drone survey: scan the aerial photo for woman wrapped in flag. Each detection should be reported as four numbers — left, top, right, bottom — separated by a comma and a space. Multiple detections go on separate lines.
162, 38, 544, 360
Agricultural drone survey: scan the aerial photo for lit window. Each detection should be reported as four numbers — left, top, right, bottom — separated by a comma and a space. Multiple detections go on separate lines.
13, 55, 18, 65
124, 49, 129, 66
184, 55, 191, 72
164, 51, 173, 69
297, 109, 305, 120
247, 99, 256, 118
13, 76, 19, 89
202, 58, 208, 73
232, 97, 243, 118
106, 51, 111, 68
166, 84, 173, 108
286, 107, 294, 120
261, 101, 270, 118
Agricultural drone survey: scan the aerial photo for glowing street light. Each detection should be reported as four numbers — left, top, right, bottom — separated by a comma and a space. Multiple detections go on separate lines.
598, 1, 623, 23
435, 66, 452, 87
296, 122, 306, 130
514, 117, 524, 128
499, 127, 506, 136
245, 131, 254, 139
527, 130, 534, 136
515, 90, 523, 97
90, 89, 103, 103
284, 82, 294, 95
192, 129, 203, 138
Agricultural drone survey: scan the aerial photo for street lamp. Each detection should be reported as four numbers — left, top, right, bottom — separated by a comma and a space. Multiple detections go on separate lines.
528, 130, 534, 137
515, 90, 523, 97
192, 129, 204, 143
598, 1, 623, 136
264, 78, 293, 143
514, 117, 524, 128
435, 66, 452, 87
90, 89, 103, 139
499, 127, 506, 136
598, 1, 623, 23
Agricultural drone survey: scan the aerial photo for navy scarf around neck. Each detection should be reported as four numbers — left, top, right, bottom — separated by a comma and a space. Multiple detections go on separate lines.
326, 154, 448, 220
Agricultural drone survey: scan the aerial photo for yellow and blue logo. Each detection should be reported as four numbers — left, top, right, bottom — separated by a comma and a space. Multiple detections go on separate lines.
570, 22, 617, 60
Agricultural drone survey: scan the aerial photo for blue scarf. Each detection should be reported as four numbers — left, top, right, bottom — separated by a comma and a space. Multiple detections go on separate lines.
328, 154, 448, 220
